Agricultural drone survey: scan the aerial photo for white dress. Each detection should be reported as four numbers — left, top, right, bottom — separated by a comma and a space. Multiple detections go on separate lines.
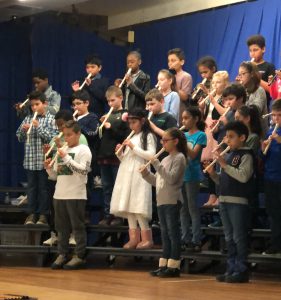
110, 132, 156, 220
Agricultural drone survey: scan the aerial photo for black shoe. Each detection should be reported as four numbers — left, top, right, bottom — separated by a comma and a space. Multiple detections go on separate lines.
262, 247, 281, 255
110, 217, 123, 226
208, 219, 223, 228
98, 216, 113, 226
185, 242, 201, 253
150, 267, 166, 277
216, 272, 232, 282
225, 271, 249, 283
158, 267, 180, 278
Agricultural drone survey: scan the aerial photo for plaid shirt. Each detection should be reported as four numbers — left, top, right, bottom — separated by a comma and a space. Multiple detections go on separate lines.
16, 111, 58, 170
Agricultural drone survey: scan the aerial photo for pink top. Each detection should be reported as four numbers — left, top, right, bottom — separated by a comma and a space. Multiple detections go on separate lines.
270, 78, 281, 100
175, 70, 193, 96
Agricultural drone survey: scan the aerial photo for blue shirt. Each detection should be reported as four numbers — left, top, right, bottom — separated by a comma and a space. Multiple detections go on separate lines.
184, 130, 207, 182
164, 91, 180, 124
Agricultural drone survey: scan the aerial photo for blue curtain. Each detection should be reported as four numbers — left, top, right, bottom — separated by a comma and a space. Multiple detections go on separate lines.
134, 0, 281, 86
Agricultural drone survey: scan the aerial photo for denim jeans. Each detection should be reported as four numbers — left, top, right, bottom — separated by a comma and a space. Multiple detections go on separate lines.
100, 164, 119, 217
157, 203, 181, 260
26, 170, 49, 215
264, 180, 281, 250
180, 181, 202, 244
219, 202, 249, 273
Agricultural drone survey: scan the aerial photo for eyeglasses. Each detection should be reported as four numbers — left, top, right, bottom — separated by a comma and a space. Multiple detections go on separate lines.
238, 72, 250, 77
160, 138, 175, 144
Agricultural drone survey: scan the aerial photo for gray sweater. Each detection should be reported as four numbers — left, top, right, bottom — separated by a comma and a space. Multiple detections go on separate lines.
142, 152, 186, 206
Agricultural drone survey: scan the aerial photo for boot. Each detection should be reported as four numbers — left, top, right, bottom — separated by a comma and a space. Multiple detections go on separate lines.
159, 259, 181, 278
136, 229, 154, 249
123, 228, 140, 249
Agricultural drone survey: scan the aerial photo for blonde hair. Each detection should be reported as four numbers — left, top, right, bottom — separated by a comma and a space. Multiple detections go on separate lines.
105, 85, 123, 99
212, 71, 229, 84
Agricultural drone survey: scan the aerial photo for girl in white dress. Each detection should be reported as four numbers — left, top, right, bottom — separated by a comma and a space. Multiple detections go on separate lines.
110, 108, 156, 249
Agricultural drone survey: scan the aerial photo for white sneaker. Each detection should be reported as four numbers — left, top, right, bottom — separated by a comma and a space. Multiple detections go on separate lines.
43, 232, 58, 246
17, 195, 28, 206
93, 176, 103, 188
69, 233, 76, 245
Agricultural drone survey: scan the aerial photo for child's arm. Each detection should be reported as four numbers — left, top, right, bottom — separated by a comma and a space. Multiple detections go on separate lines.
152, 156, 185, 185
131, 133, 156, 160
169, 93, 180, 121
16, 116, 30, 142
178, 74, 192, 101
80, 116, 99, 137
187, 133, 206, 160
127, 75, 151, 101
36, 117, 58, 143
47, 91, 61, 115
249, 88, 267, 114
149, 116, 177, 138
140, 167, 157, 187
44, 158, 57, 180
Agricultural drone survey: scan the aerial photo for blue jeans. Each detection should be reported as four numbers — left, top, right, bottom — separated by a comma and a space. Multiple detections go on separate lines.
157, 203, 181, 260
219, 202, 249, 273
100, 164, 119, 217
180, 181, 202, 244
26, 170, 49, 215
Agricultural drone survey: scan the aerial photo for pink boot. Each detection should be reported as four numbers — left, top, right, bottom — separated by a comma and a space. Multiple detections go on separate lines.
123, 228, 140, 249
136, 229, 154, 249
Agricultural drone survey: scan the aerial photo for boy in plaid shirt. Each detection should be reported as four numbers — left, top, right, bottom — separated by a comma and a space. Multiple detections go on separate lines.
16, 90, 57, 225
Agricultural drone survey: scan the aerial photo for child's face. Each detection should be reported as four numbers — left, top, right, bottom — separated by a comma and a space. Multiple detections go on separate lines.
167, 54, 184, 72
238, 66, 251, 86
128, 118, 143, 133
72, 99, 89, 116
212, 77, 227, 94
198, 65, 214, 80
249, 44, 265, 62
127, 54, 141, 73
161, 132, 177, 153
55, 119, 65, 132
30, 99, 47, 115
33, 77, 48, 92
224, 94, 239, 110
225, 130, 246, 150
146, 99, 163, 115
181, 111, 197, 130
86, 63, 101, 77
63, 127, 80, 148
157, 72, 172, 91
234, 111, 250, 127
271, 109, 281, 126
107, 94, 123, 110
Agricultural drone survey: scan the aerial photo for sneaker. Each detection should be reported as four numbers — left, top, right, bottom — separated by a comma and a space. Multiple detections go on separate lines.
110, 217, 123, 226
216, 272, 232, 282
150, 267, 166, 277
17, 195, 28, 206
208, 219, 223, 228
43, 232, 58, 246
158, 268, 180, 278
36, 215, 48, 225
51, 254, 68, 269
185, 242, 202, 253
98, 216, 113, 226
225, 271, 249, 283
24, 214, 36, 225
93, 176, 103, 188
151, 221, 160, 230
262, 247, 281, 255
63, 255, 86, 270
69, 233, 76, 246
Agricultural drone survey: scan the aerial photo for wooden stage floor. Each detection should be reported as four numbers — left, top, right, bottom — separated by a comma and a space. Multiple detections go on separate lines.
0, 258, 280, 300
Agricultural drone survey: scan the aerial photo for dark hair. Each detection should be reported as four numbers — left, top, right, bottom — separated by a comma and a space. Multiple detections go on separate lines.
225, 121, 249, 141
55, 110, 73, 121
197, 56, 217, 72
105, 85, 123, 98
165, 127, 188, 159
158, 69, 177, 92
32, 68, 48, 80
29, 90, 46, 103
239, 61, 260, 93
85, 54, 102, 66
128, 108, 155, 150
272, 98, 281, 111
184, 106, 206, 131
71, 90, 90, 103
145, 88, 164, 102
167, 48, 185, 61
246, 34, 266, 48
237, 105, 262, 137
222, 83, 247, 103
127, 50, 142, 60
63, 120, 81, 133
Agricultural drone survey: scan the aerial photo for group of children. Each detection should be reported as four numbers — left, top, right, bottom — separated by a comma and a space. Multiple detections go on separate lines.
14, 34, 281, 282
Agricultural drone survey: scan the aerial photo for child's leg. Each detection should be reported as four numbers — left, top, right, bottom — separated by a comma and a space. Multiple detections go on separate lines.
180, 184, 191, 244
183, 182, 202, 245
67, 200, 87, 259
37, 170, 49, 217
124, 213, 140, 249
157, 205, 171, 260
54, 199, 71, 256
26, 170, 38, 216
136, 214, 153, 249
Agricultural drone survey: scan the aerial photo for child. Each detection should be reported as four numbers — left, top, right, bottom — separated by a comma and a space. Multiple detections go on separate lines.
269, 70, 281, 100
15, 69, 61, 118
98, 86, 130, 226
181, 107, 207, 252
200, 71, 229, 206
110, 108, 156, 249
122, 51, 151, 111
247, 34, 275, 99
261, 99, 281, 254
207, 121, 255, 283
43, 109, 88, 246
191, 56, 217, 105
238, 61, 268, 136
157, 69, 180, 124
16, 90, 57, 225
45, 120, 92, 270
141, 128, 187, 277
72, 54, 109, 117
71, 90, 99, 191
